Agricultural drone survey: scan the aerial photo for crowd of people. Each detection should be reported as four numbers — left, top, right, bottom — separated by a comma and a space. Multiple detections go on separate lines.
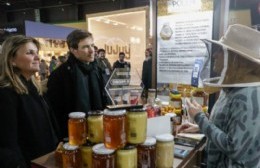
1, 24, 258, 168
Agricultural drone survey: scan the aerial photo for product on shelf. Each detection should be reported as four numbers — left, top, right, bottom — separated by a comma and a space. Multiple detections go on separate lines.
87, 111, 104, 143
137, 137, 156, 168
92, 143, 115, 168
62, 143, 82, 168
156, 134, 174, 168
116, 145, 137, 168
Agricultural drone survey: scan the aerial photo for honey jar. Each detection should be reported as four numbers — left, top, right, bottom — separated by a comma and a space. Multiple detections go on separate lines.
126, 108, 147, 144
68, 112, 87, 145
80, 141, 94, 168
191, 88, 208, 110
92, 143, 115, 168
156, 134, 174, 168
137, 137, 156, 168
87, 111, 103, 143
62, 143, 82, 168
169, 90, 182, 109
116, 145, 137, 168
103, 109, 126, 149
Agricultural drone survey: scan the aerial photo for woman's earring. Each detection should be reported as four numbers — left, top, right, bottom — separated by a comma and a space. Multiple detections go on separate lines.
12, 62, 16, 67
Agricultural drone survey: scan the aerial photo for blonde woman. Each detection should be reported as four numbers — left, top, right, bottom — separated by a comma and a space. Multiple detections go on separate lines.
0, 35, 58, 167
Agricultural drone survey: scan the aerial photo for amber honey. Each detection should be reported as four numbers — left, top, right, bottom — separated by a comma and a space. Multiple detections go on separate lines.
68, 112, 87, 145
92, 143, 115, 168
62, 143, 82, 168
137, 137, 156, 168
103, 109, 126, 149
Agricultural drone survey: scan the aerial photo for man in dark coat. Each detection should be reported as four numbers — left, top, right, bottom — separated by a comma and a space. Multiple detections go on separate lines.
112, 52, 131, 70
46, 30, 107, 140
141, 48, 152, 98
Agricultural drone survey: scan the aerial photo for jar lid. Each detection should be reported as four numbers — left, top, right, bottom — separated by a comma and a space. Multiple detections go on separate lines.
69, 112, 86, 118
92, 143, 115, 155
120, 144, 136, 150
63, 142, 79, 150
140, 137, 156, 146
104, 109, 126, 116
156, 134, 174, 142
127, 108, 146, 112
88, 110, 103, 116
165, 113, 177, 118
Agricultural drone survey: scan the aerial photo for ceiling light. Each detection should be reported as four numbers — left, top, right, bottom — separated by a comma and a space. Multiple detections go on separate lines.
6, 2, 11, 6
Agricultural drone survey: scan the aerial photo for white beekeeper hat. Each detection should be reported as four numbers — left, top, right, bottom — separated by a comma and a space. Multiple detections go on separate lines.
201, 24, 260, 88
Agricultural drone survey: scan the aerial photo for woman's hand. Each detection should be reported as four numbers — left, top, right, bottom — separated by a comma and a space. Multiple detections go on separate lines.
186, 98, 203, 120
178, 122, 199, 133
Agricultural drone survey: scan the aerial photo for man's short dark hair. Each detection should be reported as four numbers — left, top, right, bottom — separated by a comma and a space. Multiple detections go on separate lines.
119, 52, 125, 56
97, 48, 105, 54
66, 29, 93, 49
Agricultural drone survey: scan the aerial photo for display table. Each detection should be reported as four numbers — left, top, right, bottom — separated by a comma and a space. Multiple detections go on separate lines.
31, 139, 206, 168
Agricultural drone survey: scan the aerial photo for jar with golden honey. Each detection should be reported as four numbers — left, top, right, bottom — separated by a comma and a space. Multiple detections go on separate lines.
191, 88, 208, 111
54, 142, 63, 168
62, 143, 82, 168
169, 90, 182, 110
116, 145, 137, 168
92, 143, 115, 168
103, 109, 126, 149
126, 108, 147, 144
87, 111, 103, 143
137, 137, 156, 168
68, 112, 87, 145
156, 134, 174, 168
81, 141, 94, 168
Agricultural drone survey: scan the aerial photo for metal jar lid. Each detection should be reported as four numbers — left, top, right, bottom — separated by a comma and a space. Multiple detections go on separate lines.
103, 109, 126, 116
69, 112, 86, 118
92, 143, 115, 155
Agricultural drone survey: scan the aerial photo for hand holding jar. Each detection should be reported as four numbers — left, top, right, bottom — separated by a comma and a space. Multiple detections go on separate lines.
185, 98, 203, 120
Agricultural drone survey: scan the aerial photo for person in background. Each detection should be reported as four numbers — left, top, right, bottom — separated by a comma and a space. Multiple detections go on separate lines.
56, 55, 67, 68
178, 24, 260, 167
47, 30, 107, 140
49, 56, 57, 73
141, 48, 153, 98
94, 45, 99, 59
97, 48, 112, 85
39, 59, 49, 80
112, 52, 131, 70
0, 35, 58, 168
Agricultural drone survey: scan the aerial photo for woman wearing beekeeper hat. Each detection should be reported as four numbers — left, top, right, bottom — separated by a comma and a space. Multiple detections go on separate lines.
179, 24, 260, 167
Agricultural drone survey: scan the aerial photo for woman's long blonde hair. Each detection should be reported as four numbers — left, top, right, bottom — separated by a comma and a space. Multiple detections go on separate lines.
0, 35, 42, 95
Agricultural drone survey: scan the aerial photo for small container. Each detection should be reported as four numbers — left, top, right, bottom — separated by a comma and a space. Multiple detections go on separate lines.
137, 137, 156, 168
116, 145, 137, 168
191, 88, 208, 108
80, 141, 94, 168
145, 105, 156, 118
103, 109, 126, 149
88, 111, 103, 143
126, 108, 147, 144
173, 109, 182, 125
62, 143, 82, 168
54, 142, 63, 168
92, 143, 115, 168
147, 89, 156, 104
169, 90, 182, 109
68, 112, 87, 145
156, 134, 174, 168
165, 113, 177, 136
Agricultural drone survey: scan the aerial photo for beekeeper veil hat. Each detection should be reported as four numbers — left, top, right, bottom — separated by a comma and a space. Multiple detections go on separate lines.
200, 24, 260, 88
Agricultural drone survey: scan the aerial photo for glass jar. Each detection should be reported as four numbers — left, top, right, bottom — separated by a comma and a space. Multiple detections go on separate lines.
68, 112, 87, 145
156, 134, 174, 168
173, 109, 182, 125
92, 143, 115, 168
87, 111, 103, 143
191, 88, 208, 108
103, 109, 126, 149
147, 89, 156, 104
80, 141, 94, 168
137, 137, 156, 168
116, 145, 137, 168
126, 108, 147, 144
165, 113, 177, 136
62, 143, 82, 168
54, 142, 63, 168
169, 90, 182, 110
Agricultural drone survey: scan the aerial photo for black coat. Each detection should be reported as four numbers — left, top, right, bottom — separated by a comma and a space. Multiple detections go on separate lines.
142, 57, 152, 89
0, 79, 58, 168
46, 55, 106, 140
